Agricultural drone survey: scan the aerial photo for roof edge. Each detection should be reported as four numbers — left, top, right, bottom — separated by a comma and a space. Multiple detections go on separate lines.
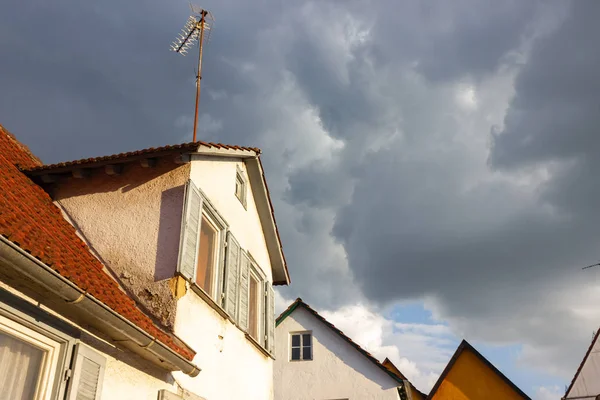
563, 328, 600, 398
245, 157, 290, 286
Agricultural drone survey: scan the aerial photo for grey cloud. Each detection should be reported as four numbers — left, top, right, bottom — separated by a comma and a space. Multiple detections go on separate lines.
1, 0, 594, 384
490, 1, 600, 170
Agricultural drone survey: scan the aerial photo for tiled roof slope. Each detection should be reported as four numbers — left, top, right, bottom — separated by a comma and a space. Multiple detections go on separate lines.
25, 141, 261, 172
0, 124, 195, 361
276, 298, 403, 384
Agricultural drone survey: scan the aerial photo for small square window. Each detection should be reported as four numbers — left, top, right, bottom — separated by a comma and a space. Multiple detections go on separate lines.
290, 332, 312, 361
235, 168, 247, 208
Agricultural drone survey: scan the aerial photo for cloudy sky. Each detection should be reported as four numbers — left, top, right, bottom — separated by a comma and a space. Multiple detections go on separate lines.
2, 0, 600, 397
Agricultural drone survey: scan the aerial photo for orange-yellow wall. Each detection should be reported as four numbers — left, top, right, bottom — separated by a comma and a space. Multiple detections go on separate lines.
430, 349, 526, 400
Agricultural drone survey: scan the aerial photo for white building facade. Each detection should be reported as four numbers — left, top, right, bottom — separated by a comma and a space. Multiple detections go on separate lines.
274, 299, 407, 400
0, 126, 289, 400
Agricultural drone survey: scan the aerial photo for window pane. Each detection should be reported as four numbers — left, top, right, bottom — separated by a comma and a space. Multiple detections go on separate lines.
291, 347, 301, 360
235, 178, 243, 199
303, 346, 312, 360
196, 215, 217, 295
291, 334, 300, 347
0, 331, 45, 400
248, 275, 259, 340
302, 333, 311, 346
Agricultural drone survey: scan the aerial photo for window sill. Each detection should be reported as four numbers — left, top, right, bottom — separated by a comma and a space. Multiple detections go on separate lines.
189, 284, 232, 322
245, 333, 274, 360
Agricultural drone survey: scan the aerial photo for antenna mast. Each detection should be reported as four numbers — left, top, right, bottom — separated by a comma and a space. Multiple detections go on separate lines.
171, 4, 215, 142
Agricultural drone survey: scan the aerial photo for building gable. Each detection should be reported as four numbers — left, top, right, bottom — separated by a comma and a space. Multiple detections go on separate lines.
564, 328, 600, 399
428, 340, 530, 400
276, 299, 403, 385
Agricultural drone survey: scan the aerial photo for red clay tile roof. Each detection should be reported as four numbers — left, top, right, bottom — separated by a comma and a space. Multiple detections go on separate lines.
24, 141, 261, 172
276, 298, 404, 384
0, 124, 195, 361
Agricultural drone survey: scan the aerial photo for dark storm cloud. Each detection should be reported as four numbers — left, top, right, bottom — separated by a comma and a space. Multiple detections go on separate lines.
1, 0, 593, 380
490, 1, 600, 170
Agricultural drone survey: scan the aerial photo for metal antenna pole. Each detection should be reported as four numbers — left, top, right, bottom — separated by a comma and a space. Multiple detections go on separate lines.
192, 12, 206, 143
170, 5, 214, 142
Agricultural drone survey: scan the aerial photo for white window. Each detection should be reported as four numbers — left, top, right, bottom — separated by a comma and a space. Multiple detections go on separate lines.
0, 297, 105, 400
235, 167, 247, 209
0, 313, 63, 400
290, 332, 312, 361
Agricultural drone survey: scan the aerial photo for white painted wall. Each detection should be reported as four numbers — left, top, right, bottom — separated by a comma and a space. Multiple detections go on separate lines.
567, 332, 600, 398
274, 307, 400, 400
173, 291, 273, 400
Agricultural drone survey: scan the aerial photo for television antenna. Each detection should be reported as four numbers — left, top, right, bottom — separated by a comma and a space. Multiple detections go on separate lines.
170, 3, 215, 142
582, 262, 600, 270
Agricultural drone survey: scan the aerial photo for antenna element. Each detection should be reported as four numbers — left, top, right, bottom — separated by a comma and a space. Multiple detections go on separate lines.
170, 3, 215, 142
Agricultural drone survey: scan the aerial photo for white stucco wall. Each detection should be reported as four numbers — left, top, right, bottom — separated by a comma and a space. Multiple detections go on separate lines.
173, 291, 273, 400
274, 307, 400, 400
567, 332, 600, 398
53, 160, 191, 328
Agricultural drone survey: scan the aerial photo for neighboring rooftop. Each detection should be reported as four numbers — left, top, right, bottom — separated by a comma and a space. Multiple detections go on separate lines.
427, 339, 531, 400
276, 298, 406, 385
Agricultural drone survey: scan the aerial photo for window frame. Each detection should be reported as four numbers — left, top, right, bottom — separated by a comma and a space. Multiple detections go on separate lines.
235, 166, 248, 209
289, 331, 313, 361
0, 291, 78, 400
193, 189, 228, 302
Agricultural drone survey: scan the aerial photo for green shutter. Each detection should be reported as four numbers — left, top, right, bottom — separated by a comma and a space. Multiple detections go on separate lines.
266, 282, 275, 355
177, 180, 203, 281
223, 231, 240, 318
238, 251, 250, 331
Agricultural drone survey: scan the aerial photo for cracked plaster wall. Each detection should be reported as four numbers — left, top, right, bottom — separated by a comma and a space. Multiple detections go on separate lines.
53, 159, 190, 329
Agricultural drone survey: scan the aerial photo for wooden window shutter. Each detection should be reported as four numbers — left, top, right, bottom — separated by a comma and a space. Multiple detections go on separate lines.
67, 344, 106, 400
223, 231, 241, 318
177, 179, 203, 281
238, 251, 251, 331
265, 282, 275, 355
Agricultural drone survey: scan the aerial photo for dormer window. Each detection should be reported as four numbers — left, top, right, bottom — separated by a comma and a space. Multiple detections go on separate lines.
235, 167, 247, 209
